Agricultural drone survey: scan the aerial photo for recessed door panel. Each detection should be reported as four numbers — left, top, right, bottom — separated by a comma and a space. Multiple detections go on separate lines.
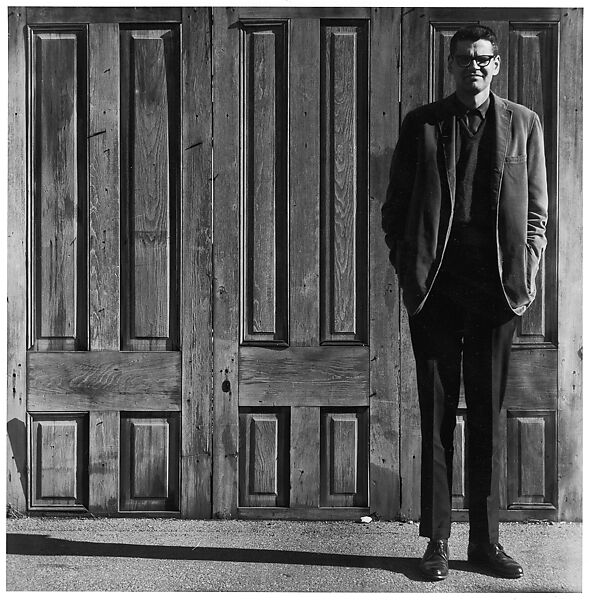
30, 414, 88, 508
30, 28, 88, 352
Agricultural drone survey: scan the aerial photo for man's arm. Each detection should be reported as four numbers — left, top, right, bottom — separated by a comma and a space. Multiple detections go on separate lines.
381, 111, 418, 263
526, 113, 549, 263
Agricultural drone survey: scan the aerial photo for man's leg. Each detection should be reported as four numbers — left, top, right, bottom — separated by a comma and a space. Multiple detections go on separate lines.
463, 311, 523, 577
463, 312, 515, 542
409, 296, 463, 541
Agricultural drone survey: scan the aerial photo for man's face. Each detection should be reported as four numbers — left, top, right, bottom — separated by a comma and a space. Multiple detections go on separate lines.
448, 39, 501, 97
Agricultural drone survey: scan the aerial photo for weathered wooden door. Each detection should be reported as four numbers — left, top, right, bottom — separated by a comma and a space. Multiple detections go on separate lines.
9, 6, 580, 522
211, 7, 401, 518
8, 7, 213, 516
399, 8, 582, 522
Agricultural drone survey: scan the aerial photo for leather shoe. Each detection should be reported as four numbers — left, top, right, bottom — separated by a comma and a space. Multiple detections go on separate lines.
419, 538, 449, 580
467, 542, 523, 578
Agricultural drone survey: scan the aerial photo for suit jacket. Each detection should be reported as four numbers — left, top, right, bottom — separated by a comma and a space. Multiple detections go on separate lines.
382, 92, 548, 316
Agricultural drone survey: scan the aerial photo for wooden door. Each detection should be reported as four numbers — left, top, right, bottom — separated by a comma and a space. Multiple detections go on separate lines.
399, 8, 582, 522
7, 7, 213, 517
212, 7, 401, 519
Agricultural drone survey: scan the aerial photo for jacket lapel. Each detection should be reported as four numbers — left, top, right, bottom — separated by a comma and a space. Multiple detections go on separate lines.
492, 92, 513, 193
436, 96, 457, 206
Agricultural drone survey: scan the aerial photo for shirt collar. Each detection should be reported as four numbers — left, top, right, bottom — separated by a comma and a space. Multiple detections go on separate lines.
452, 93, 491, 119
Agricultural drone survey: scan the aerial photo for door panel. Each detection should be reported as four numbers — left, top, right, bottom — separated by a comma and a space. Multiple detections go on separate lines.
120, 26, 181, 351
213, 7, 400, 519
239, 409, 290, 507
30, 27, 88, 352
30, 413, 88, 508
21, 8, 213, 517
400, 8, 563, 522
320, 22, 369, 345
241, 21, 289, 345
120, 413, 180, 511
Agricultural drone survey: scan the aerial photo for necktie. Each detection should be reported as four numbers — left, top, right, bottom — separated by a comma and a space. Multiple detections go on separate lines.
467, 109, 482, 134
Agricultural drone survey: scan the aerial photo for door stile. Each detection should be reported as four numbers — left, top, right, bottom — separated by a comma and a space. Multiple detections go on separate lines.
368, 6, 402, 520
212, 7, 241, 518
557, 7, 582, 521
87, 22, 121, 515
398, 7, 429, 521
7, 6, 28, 513
180, 6, 214, 518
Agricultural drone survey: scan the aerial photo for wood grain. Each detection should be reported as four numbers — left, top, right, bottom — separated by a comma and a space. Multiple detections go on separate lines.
238, 410, 288, 507
321, 409, 368, 507
235, 7, 371, 19
251, 416, 278, 494
504, 348, 557, 408
120, 28, 180, 351
88, 23, 120, 351
368, 6, 401, 520
425, 7, 561, 21
120, 414, 179, 511
180, 6, 213, 518
290, 407, 320, 507
89, 411, 119, 515
28, 352, 181, 411
509, 25, 558, 343
399, 6, 428, 521
520, 419, 546, 496
242, 24, 288, 343
557, 7, 582, 521
132, 34, 171, 339
32, 29, 87, 350
27, 7, 182, 23
250, 30, 278, 337
7, 6, 27, 512
331, 415, 357, 494
289, 19, 320, 346
212, 7, 241, 518
30, 414, 87, 508
451, 414, 468, 509
321, 24, 369, 343
239, 346, 369, 407
507, 410, 556, 507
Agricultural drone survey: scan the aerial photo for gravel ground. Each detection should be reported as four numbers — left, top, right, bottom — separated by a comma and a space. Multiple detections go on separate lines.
5, 517, 582, 593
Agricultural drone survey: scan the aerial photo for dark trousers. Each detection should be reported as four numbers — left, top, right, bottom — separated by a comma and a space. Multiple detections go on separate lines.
409, 285, 517, 544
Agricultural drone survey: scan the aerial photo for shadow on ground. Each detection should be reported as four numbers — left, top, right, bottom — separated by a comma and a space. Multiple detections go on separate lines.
7, 533, 487, 582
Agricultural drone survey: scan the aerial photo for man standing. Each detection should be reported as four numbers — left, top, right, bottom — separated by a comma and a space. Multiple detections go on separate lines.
382, 25, 548, 581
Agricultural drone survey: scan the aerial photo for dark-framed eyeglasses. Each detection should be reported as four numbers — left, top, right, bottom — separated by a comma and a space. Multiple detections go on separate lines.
452, 54, 496, 68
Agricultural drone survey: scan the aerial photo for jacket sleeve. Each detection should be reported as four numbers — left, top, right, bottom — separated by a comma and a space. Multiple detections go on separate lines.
381, 111, 418, 264
526, 112, 549, 261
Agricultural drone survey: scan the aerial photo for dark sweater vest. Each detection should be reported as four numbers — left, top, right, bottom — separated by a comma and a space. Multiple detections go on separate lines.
452, 108, 495, 247
433, 101, 509, 316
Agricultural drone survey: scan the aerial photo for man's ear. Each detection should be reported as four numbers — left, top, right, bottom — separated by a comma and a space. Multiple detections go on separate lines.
492, 54, 501, 76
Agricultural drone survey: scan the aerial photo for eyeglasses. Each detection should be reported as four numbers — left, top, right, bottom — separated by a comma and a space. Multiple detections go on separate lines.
452, 54, 496, 68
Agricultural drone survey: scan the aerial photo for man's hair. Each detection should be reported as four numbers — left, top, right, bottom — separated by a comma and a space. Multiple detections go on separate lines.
449, 25, 499, 56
